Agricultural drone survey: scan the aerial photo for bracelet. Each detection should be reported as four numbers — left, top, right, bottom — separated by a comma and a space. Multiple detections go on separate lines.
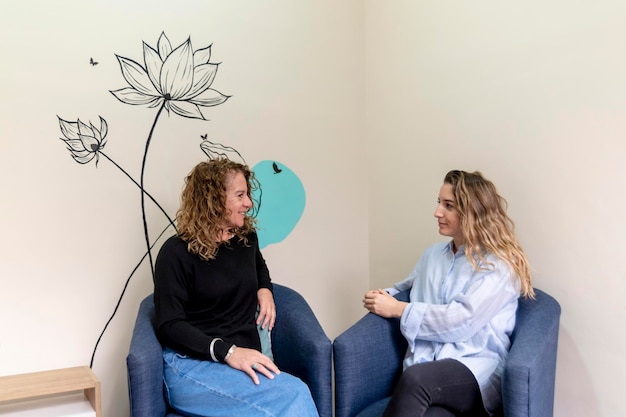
224, 344, 237, 361
209, 338, 223, 362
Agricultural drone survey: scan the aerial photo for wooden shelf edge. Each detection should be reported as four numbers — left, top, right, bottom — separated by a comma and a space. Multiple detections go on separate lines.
0, 366, 101, 417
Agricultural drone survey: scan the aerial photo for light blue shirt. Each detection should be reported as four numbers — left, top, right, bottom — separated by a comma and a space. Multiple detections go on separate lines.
388, 241, 520, 415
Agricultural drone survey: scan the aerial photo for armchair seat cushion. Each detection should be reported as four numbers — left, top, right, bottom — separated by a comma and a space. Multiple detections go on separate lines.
356, 398, 391, 417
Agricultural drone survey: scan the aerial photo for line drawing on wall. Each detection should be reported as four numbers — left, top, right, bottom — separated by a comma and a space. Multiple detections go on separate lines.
109, 31, 230, 279
56, 32, 306, 367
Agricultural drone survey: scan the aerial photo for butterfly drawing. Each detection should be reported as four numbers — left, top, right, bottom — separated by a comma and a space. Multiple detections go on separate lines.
272, 162, 283, 174
90, 57, 99, 66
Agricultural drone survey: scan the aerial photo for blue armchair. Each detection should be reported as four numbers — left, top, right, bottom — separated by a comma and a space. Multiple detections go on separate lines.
127, 283, 333, 417
333, 288, 561, 417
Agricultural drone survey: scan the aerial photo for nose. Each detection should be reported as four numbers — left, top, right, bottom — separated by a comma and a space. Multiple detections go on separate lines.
244, 195, 253, 208
434, 205, 443, 218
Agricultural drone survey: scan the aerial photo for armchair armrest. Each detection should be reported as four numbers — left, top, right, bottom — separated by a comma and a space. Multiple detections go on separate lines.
271, 284, 333, 417
502, 289, 561, 417
333, 290, 409, 417
127, 295, 168, 417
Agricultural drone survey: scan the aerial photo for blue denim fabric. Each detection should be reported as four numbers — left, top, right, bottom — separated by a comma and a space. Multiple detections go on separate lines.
163, 347, 319, 417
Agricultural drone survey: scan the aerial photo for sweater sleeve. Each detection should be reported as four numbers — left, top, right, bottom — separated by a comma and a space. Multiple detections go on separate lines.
254, 235, 273, 292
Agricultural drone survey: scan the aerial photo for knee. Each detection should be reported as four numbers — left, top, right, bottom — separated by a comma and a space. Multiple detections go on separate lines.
286, 375, 313, 399
400, 364, 427, 386
395, 365, 432, 399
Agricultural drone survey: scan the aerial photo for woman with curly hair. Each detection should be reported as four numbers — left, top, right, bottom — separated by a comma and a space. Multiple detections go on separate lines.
154, 158, 319, 417
363, 170, 533, 417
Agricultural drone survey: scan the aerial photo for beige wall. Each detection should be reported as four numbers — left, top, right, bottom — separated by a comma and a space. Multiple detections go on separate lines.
1, 1, 624, 417
0, 1, 368, 416
366, 2, 626, 417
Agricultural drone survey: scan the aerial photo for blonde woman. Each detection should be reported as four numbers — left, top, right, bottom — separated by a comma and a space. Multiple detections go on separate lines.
154, 158, 319, 417
363, 170, 532, 417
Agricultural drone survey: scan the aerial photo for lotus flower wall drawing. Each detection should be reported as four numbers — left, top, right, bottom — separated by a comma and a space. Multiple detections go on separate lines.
56, 32, 306, 367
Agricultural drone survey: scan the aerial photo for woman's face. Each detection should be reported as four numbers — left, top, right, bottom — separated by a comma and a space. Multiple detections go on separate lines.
434, 183, 464, 248
223, 170, 252, 230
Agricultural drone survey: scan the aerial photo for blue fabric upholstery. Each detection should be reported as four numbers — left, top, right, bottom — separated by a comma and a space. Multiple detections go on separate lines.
333, 288, 561, 417
127, 283, 333, 417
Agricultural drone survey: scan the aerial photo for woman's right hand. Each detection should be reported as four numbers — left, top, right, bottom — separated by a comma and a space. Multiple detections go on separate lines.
224, 346, 280, 385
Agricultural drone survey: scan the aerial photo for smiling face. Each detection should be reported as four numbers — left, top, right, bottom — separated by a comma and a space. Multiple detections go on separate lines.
223, 170, 252, 231
434, 183, 464, 249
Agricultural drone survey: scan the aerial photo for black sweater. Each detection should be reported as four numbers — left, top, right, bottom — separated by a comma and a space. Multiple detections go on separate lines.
154, 233, 272, 362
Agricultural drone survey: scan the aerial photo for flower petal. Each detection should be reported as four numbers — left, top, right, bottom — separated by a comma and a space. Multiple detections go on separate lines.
116, 55, 160, 96
160, 38, 194, 99
143, 42, 163, 93
189, 88, 230, 107
169, 100, 205, 120
78, 133, 102, 152
72, 152, 96, 164
58, 117, 80, 140
62, 141, 94, 162
77, 119, 94, 137
90, 119, 108, 149
157, 32, 173, 61
194, 45, 212, 65
148, 99, 164, 108
181, 63, 218, 99
200, 140, 246, 164
61, 138, 88, 152
110, 87, 161, 106
98, 116, 108, 142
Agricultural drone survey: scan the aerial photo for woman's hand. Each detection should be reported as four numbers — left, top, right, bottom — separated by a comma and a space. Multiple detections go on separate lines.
257, 288, 276, 331
224, 346, 280, 385
363, 289, 407, 318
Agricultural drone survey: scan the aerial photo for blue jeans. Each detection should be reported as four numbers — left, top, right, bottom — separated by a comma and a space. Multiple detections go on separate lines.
163, 348, 319, 417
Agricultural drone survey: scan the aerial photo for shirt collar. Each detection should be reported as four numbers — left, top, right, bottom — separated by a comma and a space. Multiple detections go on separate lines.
443, 240, 465, 256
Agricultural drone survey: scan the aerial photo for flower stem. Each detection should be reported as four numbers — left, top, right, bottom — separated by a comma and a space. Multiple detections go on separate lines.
100, 151, 176, 229
90, 222, 174, 368
140, 102, 166, 279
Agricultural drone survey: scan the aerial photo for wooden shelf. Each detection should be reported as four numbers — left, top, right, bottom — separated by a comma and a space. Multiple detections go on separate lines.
0, 366, 101, 417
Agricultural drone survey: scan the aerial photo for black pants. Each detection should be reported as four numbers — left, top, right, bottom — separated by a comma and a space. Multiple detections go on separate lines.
382, 359, 490, 417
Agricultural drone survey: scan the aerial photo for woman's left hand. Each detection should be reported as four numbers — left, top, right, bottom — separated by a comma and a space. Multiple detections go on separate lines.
363, 289, 407, 319
257, 288, 276, 330
225, 346, 279, 385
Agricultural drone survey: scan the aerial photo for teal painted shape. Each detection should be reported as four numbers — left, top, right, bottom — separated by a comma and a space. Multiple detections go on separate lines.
251, 160, 306, 249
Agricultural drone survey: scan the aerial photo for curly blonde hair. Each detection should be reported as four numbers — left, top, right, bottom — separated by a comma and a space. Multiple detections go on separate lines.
176, 158, 258, 261
444, 170, 534, 298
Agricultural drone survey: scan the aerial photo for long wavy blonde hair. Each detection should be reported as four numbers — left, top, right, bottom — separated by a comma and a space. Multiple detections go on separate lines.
445, 170, 534, 298
176, 158, 258, 261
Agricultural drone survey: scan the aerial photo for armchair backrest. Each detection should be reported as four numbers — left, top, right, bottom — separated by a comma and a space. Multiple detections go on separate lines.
333, 290, 409, 417
502, 288, 561, 417
126, 294, 172, 417
271, 284, 334, 416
